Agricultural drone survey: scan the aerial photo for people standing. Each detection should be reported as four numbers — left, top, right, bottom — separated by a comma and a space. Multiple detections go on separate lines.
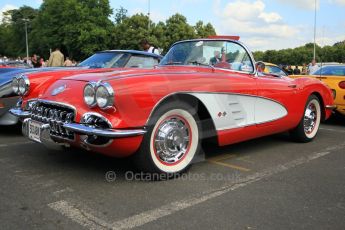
293, 65, 301, 75
31, 54, 42, 68
308, 59, 319, 74
301, 63, 307, 75
40, 58, 46, 67
47, 48, 64, 67
286, 65, 293, 75
64, 57, 73, 67
140, 39, 160, 55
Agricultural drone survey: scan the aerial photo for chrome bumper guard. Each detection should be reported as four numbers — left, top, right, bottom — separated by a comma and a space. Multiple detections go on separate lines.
63, 123, 146, 138
22, 118, 67, 150
9, 108, 31, 118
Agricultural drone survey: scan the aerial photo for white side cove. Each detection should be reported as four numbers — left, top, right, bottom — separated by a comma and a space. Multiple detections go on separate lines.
189, 93, 288, 131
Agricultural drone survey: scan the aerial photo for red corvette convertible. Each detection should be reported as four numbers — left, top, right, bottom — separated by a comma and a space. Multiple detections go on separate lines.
11, 38, 335, 175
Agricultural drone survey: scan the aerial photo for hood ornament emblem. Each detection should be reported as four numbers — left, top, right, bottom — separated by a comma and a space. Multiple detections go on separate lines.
51, 84, 66, 96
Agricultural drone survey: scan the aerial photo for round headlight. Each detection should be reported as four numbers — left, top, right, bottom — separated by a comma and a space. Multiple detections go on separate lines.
17, 75, 30, 95
83, 83, 96, 107
95, 83, 114, 109
18, 78, 26, 95
12, 77, 19, 95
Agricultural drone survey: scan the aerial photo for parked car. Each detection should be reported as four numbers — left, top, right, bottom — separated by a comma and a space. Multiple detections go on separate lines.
0, 67, 27, 74
11, 38, 335, 175
0, 61, 32, 68
290, 64, 345, 115
263, 62, 288, 77
0, 50, 162, 125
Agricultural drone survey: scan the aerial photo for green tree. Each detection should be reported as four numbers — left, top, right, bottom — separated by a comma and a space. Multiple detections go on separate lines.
0, 6, 38, 57
112, 13, 151, 50
164, 14, 196, 49
114, 6, 128, 24
194, 21, 216, 38
30, 0, 113, 60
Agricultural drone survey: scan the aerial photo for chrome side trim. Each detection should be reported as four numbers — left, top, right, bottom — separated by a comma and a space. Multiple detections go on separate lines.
63, 123, 146, 138
325, 105, 337, 110
145, 91, 288, 127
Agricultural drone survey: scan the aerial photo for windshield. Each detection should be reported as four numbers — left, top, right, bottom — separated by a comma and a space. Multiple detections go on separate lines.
160, 40, 254, 73
78, 52, 131, 68
313, 66, 345, 76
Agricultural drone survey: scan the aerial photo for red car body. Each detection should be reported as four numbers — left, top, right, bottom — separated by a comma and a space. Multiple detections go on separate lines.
12, 38, 335, 174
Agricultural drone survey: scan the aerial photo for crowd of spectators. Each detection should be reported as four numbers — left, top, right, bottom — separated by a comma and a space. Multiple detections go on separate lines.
0, 50, 78, 68
280, 59, 321, 75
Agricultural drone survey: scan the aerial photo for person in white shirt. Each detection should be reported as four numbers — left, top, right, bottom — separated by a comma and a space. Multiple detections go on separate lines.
140, 39, 160, 55
308, 59, 319, 74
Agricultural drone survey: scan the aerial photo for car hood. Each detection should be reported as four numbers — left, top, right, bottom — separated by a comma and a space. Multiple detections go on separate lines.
0, 66, 87, 86
63, 66, 211, 82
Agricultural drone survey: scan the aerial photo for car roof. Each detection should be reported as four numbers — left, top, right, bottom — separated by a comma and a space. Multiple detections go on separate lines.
96, 50, 162, 59
320, 64, 345, 67
263, 62, 279, 67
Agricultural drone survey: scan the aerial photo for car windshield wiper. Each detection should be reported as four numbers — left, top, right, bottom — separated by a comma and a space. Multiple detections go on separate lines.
163, 61, 183, 66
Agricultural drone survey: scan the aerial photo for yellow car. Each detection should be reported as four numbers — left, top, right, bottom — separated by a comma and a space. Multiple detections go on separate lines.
291, 65, 345, 115
263, 62, 288, 77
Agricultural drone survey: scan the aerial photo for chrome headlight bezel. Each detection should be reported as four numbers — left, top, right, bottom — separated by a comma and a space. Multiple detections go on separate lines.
95, 82, 114, 109
83, 82, 97, 108
12, 77, 19, 95
12, 75, 30, 96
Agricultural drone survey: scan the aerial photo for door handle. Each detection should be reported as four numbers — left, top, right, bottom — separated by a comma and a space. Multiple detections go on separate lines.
288, 84, 297, 88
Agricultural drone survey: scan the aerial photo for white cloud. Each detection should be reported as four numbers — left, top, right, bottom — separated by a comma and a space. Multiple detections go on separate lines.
273, 0, 320, 10
213, 0, 299, 50
0, 4, 18, 24
258, 12, 282, 23
329, 0, 345, 6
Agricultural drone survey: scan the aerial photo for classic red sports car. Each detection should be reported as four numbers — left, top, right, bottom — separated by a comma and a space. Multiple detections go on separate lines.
11, 38, 335, 175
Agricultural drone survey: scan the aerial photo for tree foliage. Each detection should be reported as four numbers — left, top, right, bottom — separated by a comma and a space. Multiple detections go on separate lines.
0, 4, 217, 60
253, 42, 345, 65
0, 3, 217, 60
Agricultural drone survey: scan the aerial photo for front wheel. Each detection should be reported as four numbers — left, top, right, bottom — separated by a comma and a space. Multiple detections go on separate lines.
290, 95, 321, 142
134, 101, 201, 176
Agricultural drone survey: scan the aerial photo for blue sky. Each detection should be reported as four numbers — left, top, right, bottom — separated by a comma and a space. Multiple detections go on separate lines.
1, 0, 344, 51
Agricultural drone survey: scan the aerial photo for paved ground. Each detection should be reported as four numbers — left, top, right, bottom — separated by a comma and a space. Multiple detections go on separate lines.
0, 116, 344, 230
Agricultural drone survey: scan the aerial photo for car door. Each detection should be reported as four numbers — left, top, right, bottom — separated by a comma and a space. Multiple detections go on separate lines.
255, 74, 299, 130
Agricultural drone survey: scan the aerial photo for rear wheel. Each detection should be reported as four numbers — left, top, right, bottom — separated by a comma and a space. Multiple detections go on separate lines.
134, 101, 201, 176
290, 95, 321, 142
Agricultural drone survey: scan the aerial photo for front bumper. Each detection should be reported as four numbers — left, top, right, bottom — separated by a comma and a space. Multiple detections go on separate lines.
0, 97, 21, 125
11, 108, 147, 150
63, 123, 146, 138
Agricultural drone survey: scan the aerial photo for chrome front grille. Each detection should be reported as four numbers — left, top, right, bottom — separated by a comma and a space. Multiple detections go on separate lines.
28, 101, 75, 140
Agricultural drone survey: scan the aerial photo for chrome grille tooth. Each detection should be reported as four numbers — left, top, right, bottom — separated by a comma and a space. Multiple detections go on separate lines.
30, 102, 75, 140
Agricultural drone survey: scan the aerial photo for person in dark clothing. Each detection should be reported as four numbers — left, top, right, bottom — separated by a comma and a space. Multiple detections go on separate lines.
210, 51, 221, 65
31, 54, 42, 68
293, 65, 301, 75
286, 65, 294, 75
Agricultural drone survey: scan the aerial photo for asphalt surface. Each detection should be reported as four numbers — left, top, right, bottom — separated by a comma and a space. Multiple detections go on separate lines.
0, 116, 344, 230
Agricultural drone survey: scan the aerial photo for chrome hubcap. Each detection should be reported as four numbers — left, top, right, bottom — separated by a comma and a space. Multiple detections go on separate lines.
154, 117, 190, 164
304, 102, 317, 134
